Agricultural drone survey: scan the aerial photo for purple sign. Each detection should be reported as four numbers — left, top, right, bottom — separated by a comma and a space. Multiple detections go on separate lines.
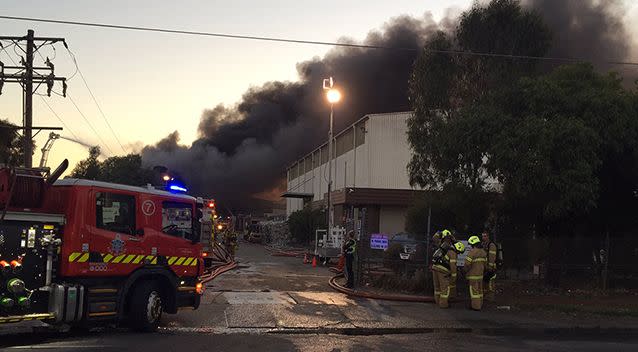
370, 234, 389, 250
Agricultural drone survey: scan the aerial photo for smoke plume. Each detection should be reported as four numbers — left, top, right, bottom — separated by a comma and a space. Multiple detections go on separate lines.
524, 0, 634, 75
142, 1, 636, 212
142, 15, 441, 211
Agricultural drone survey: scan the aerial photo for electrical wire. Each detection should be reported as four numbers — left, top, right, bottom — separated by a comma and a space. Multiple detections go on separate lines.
2, 15, 638, 67
0, 40, 19, 66
65, 46, 126, 153
67, 93, 114, 155
2, 41, 82, 144
38, 96, 80, 140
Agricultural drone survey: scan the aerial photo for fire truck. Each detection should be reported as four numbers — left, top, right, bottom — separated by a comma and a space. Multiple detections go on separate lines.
0, 160, 206, 332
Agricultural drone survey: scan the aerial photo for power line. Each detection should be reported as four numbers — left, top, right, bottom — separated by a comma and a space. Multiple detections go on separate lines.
67, 93, 114, 155
1, 15, 638, 67
38, 96, 79, 140
2, 40, 80, 142
65, 46, 126, 153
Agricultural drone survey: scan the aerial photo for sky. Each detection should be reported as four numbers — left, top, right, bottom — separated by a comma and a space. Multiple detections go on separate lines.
0, 0, 471, 170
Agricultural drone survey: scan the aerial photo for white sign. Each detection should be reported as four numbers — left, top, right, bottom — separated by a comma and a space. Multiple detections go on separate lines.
370, 234, 389, 250
456, 240, 469, 267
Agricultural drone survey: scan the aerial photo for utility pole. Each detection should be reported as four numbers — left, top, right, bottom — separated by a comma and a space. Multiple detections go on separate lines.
24, 29, 34, 168
0, 29, 68, 167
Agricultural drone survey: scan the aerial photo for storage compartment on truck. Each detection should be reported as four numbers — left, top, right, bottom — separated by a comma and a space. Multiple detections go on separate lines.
0, 220, 61, 318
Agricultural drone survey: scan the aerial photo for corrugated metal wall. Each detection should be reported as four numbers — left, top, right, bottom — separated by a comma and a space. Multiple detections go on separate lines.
367, 112, 413, 189
286, 112, 414, 216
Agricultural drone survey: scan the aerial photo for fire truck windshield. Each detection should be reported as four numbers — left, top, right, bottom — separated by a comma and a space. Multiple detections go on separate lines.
161, 201, 194, 239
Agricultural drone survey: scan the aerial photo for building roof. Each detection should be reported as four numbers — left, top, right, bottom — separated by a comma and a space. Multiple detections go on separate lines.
55, 178, 196, 201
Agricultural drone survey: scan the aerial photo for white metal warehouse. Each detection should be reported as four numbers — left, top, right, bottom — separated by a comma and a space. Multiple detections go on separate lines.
283, 111, 421, 236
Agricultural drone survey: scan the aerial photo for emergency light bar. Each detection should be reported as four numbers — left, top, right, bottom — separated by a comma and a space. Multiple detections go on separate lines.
169, 185, 187, 193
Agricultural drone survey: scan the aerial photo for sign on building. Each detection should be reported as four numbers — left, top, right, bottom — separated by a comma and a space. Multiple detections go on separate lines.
370, 234, 389, 250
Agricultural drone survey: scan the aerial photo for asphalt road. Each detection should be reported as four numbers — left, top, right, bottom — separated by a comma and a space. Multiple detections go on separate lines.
1, 242, 637, 351
1, 330, 637, 351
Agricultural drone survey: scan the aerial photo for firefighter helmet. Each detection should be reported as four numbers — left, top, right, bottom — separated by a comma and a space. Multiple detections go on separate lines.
468, 235, 481, 245
442, 229, 452, 238
454, 241, 465, 253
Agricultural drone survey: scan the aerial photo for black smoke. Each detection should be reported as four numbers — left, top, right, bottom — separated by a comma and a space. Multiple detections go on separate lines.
142, 15, 442, 211
142, 1, 636, 211
523, 0, 634, 75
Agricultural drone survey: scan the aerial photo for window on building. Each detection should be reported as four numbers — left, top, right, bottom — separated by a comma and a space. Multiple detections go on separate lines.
304, 156, 312, 173
336, 129, 354, 157
96, 192, 136, 235
293, 163, 299, 179
355, 122, 366, 147
162, 202, 193, 238
320, 145, 328, 164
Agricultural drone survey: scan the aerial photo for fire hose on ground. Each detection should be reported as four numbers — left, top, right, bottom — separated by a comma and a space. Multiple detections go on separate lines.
264, 245, 309, 258
201, 261, 237, 284
329, 273, 436, 303
201, 242, 237, 284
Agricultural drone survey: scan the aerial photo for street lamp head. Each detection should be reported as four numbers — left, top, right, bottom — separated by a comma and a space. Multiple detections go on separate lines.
326, 88, 341, 104
162, 175, 171, 181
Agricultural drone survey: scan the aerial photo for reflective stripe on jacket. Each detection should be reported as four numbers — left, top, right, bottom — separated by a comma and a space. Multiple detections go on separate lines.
487, 242, 497, 271
464, 247, 487, 279
343, 239, 356, 255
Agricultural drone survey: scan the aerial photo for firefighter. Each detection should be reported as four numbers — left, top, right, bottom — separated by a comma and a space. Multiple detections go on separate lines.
432, 229, 456, 247
342, 231, 357, 288
223, 230, 238, 258
482, 231, 498, 301
449, 240, 465, 300
464, 235, 487, 311
431, 231, 463, 308
432, 231, 442, 249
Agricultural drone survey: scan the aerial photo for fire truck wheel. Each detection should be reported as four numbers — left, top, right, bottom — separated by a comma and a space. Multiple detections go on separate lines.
129, 281, 163, 332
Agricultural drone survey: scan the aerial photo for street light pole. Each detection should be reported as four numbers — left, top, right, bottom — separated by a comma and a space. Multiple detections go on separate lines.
323, 77, 341, 232
328, 101, 334, 230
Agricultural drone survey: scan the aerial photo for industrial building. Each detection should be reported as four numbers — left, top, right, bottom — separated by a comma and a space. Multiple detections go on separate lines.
283, 111, 423, 236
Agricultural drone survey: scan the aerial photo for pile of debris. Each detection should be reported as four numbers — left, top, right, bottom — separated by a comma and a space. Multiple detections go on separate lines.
260, 220, 290, 248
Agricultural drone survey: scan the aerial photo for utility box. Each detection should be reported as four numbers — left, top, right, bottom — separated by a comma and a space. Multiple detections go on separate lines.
315, 227, 346, 262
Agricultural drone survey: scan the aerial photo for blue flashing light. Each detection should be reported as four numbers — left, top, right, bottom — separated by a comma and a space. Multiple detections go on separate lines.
169, 184, 188, 193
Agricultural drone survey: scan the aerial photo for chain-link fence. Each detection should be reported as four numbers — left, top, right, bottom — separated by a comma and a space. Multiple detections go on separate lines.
356, 231, 433, 294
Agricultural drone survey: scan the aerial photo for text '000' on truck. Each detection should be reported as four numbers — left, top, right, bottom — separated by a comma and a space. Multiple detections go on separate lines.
0, 160, 208, 332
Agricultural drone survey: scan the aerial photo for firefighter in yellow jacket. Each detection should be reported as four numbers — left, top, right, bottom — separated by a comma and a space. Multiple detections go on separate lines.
482, 231, 498, 301
464, 235, 487, 311
431, 231, 464, 308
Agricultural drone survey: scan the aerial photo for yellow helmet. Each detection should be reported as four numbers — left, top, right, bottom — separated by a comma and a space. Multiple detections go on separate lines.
454, 241, 465, 253
468, 235, 481, 245
442, 229, 452, 238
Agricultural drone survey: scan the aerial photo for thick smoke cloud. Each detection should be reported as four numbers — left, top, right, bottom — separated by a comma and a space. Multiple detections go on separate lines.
142, 15, 442, 211
143, 1, 636, 212
524, 0, 634, 75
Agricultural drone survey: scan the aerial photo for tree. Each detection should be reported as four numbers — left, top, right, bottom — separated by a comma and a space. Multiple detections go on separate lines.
405, 188, 494, 239
0, 119, 34, 167
70, 147, 101, 180
70, 148, 155, 187
287, 208, 325, 244
408, 0, 551, 191
100, 154, 154, 186
484, 64, 638, 228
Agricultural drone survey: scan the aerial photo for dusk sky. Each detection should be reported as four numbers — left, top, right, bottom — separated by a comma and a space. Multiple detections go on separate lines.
1, 1, 637, 171
0, 0, 470, 169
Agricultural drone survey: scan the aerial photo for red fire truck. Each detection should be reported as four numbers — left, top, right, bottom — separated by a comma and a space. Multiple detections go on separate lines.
0, 160, 206, 331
